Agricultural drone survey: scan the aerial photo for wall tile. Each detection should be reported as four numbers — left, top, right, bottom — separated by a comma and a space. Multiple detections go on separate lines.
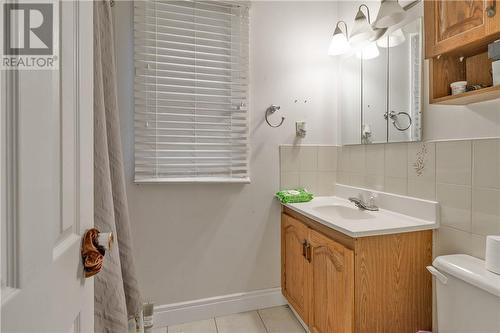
317, 172, 336, 196
471, 188, 500, 235
435, 226, 473, 257
350, 173, 366, 188
318, 146, 338, 171
365, 174, 385, 191
385, 143, 408, 179
298, 146, 318, 171
280, 172, 299, 190
365, 144, 385, 176
436, 140, 472, 185
473, 139, 500, 189
337, 146, 350, 172
470, 233, 487, 259
408, 179, 436, 200
337, 172, 350, 185
384, 176, 407, 195
280, 146, 300, 172
408, 142, 436, 182
350, 145, 366, 175
299, 171, 318, 194
437, 183, 472, 232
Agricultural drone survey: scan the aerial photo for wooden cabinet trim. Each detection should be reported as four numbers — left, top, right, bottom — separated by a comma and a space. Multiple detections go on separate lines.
424, 0, 500, 58
282, 207, 355, 250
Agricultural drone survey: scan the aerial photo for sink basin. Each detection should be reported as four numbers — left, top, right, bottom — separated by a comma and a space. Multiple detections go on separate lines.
282, 186, 439, 237
313, 205, 375, 220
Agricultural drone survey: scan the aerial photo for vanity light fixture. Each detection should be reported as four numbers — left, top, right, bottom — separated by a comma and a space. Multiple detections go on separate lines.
377, 28, 406, 48
356, 42, 380, 60
373, 0, 407, 29
328, 21, 351, 56
349, 4, 387, 49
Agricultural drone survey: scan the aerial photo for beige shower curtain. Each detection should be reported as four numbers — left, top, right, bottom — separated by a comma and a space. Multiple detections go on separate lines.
94, 1, 142, 331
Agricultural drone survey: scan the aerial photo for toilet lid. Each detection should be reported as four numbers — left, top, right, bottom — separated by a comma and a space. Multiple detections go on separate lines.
433, 254, 500, 298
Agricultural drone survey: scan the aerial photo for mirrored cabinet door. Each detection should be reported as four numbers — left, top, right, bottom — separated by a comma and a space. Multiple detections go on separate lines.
340, 56, 362, 145
362, 46, 388, 144
388, 18, 422, 143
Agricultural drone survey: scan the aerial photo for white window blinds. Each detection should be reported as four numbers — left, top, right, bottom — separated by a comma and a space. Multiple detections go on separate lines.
134, 0, 250, 183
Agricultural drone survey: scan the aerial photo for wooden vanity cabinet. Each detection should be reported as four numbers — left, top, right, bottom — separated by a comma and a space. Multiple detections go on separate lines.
424, 0, 500, 58
281, 214, 310, 322
281, 208, 432, 333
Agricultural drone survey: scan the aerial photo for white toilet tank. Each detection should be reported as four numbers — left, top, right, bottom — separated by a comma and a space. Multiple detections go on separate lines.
429, 254, 500, 333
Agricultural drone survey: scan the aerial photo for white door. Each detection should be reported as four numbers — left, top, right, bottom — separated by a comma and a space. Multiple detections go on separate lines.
1, 1, 94, 332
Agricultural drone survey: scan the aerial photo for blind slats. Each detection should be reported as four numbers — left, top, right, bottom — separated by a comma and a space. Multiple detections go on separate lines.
134, 0, 250, 182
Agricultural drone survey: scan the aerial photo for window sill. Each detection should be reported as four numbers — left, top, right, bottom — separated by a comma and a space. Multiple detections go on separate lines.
134, 177, 251, 184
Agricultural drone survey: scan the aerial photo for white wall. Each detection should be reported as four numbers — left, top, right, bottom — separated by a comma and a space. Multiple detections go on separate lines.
113, 1, 339, 305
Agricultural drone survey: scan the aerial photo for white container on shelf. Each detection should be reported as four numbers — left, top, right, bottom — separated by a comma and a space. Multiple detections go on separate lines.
450, 81, 467, 95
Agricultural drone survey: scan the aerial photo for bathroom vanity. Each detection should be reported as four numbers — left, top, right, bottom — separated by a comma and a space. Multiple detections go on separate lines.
280, 188, 438, 333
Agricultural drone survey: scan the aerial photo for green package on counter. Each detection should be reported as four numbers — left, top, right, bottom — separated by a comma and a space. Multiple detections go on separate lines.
276, 188, 313, 204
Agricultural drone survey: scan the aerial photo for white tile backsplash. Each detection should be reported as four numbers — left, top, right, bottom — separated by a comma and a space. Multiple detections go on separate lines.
279, 145, 337, 196
473, 139, 500, 189
408, 142, 436, 182
437, 183, 472, 232
471, 187, 500, 235
298, 146, 318, 172
365, 144, 385, 176
350, 145, 366, 175
436, 140, 472, 186
385, 143, 408, 179
279, 139, 500, 259
318, 146, 338, 172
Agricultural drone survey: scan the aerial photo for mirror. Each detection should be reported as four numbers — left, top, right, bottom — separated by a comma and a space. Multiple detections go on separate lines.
339, 17, 423, 145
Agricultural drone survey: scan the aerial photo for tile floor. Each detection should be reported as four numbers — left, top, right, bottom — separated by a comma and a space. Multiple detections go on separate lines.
151, 305, 306, 333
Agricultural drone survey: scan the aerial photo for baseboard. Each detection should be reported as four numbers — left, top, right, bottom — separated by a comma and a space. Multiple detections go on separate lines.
154, 287, 287, 327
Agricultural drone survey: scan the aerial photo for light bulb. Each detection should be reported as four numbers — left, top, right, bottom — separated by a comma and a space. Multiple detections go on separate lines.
356, 42, 380, 60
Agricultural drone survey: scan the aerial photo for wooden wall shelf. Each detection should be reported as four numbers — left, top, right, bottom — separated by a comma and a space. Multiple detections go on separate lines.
431, 85, 500, 105
425, 0, 500, 106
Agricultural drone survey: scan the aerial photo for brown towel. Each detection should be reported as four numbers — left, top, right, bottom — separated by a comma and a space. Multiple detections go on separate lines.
82, 228, 105, 278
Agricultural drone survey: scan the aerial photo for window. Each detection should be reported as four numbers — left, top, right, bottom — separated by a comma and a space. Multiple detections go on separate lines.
134, 0, 250, 183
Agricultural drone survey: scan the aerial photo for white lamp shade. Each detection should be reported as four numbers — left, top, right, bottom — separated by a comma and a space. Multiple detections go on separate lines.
356, 42, 380, 60
373, 0, 406, 29
328, 33, 351, 56
377, 28, 406, 48
349, 10, 376, 48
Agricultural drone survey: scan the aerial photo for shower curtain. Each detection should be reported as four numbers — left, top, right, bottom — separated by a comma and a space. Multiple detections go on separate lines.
94, 1, 142, 331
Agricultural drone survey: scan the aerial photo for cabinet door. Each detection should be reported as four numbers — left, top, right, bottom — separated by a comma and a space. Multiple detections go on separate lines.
425, 0, 500, 58
308, 230, 354, 333
281, 214, 310, 323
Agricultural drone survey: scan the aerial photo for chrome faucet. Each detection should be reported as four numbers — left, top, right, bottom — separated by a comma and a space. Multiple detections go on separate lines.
348, 194, 379, 211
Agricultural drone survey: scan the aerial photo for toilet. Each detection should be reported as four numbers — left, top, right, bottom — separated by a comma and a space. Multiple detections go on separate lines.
428, 254, 500, 333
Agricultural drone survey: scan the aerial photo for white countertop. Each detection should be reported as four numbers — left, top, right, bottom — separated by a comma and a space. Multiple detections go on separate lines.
283, 195, 439, 238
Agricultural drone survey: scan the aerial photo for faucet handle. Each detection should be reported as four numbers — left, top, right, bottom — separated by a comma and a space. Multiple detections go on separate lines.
368, 192, 378, 206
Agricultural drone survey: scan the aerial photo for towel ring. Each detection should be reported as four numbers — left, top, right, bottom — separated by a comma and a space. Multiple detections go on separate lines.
384, 111, 412, 131
265, 105, 285, 128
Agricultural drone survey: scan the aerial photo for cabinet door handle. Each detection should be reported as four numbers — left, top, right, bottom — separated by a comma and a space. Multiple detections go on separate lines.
305, 243, 312, 263
487, 0, 496, 17
302, 240, 307, 258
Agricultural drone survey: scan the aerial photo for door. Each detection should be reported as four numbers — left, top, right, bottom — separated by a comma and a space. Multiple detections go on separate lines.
281, 214, 309, 323
425, 0, 500, 58
308, 229, 354, 333
1, 1, 94, 332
